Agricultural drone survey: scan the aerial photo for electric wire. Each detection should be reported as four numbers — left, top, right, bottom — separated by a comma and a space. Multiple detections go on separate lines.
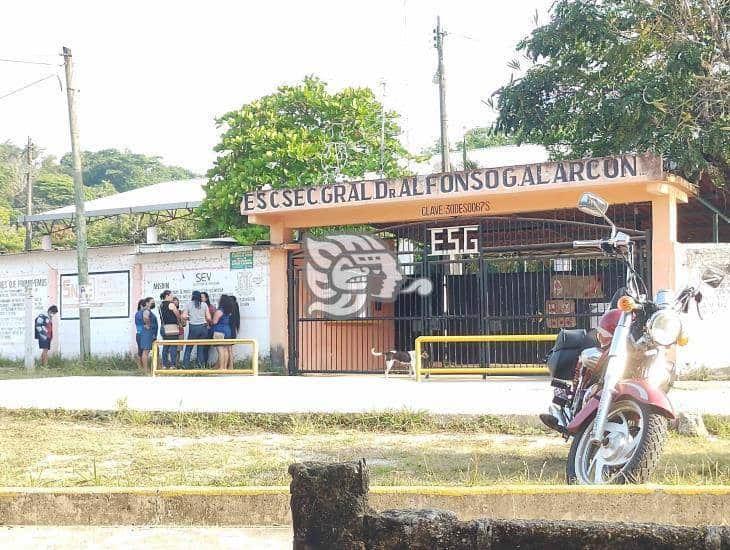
0, 74, 59, 102
0, 57, 59, 67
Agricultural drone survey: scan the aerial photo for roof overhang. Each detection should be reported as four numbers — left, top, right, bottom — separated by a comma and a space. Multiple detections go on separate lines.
18, 178, 206, 223
242, 154, 689, 230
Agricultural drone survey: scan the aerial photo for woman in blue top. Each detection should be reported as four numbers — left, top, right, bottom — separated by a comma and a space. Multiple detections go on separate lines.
211, 294, 234, 369
137, 297, 158, 374
134, 299, 146, 370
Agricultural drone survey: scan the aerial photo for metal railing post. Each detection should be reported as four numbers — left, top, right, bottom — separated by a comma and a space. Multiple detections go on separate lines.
149, 338, 259, 376
415, 334, 555, 379
151, 341, 158, 377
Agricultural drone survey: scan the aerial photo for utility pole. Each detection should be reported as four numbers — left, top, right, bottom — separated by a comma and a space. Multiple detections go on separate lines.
462, 130, 468, 170
24, 137, 33, 251
62, 46, 91, 359
378, 79, 386, 177
433, 16, 450, 173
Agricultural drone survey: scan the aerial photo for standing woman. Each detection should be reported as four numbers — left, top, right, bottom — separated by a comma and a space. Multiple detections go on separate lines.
200, 292, 218, 366
159, 290, 181, 368
138, 297, 157, 374
226, 295, 241, 369
183, 291, 211, 368
211, 294, 234, 369
134, 299, 146, 370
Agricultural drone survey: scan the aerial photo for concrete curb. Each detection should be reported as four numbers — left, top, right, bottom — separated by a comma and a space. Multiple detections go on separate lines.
0, 485, 728, 527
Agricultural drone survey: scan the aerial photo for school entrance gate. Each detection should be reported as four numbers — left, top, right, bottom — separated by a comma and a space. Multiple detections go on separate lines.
288, 205, 651, 374
243, 153, 691, 374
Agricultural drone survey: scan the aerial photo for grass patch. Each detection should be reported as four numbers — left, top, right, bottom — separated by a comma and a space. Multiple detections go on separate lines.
0, 408, 728, 487
0, 355, 141, 380
1, 406, 550, 436
679, 367, 730, 382
3, 407, 730, 439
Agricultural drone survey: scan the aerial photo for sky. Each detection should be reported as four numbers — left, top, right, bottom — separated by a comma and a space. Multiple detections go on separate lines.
0, 1, 552, 175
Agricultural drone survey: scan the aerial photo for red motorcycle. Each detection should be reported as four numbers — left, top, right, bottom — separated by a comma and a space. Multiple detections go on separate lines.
541, 192, 725, 484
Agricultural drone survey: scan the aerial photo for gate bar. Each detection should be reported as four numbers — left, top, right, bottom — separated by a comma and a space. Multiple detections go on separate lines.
415, 334, 556, 382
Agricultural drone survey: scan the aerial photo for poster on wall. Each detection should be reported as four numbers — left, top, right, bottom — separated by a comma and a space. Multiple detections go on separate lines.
230, 248, 254, 269
0, 276, 48, 345
60, 271, 130, 319
545, 299, 577, 329
143, 267, 267, 318
551, 275, 603, 299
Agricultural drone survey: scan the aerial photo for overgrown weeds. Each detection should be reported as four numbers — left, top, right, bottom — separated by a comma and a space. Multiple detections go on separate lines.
0, 354, 141, 379
3, 407, 730, 439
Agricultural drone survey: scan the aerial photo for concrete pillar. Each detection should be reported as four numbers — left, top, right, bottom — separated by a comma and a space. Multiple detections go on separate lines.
146, 226, 159, 244
269, 222, 293, 372
651, 191, 679, 292
289, 460, 369, 549
48, 268, 60, 357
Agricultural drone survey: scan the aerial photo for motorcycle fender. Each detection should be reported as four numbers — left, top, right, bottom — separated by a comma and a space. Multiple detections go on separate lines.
566, 380, 675, 434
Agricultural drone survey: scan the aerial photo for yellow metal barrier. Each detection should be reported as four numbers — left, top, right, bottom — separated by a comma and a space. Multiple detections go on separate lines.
414, 334, 556, 382
151, 338, 258, 377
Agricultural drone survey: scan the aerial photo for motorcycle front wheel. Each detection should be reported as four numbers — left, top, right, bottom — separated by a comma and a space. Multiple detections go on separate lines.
566, 398, 668, 485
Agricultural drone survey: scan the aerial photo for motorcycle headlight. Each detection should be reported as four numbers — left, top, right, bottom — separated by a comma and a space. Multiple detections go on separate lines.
647, 310, 682, 346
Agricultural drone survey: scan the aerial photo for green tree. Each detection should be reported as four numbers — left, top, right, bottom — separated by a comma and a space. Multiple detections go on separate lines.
420, 127, 518, 157
61, 149, 196, 192
492, 0, 729, 187
32, 171, 116, 212
459, 127, 517, 151
200, 76, 408, 242
0, 205, 24, 252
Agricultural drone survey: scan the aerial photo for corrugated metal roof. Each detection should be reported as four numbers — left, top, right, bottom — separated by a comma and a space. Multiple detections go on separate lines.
19, 178, 207, 222
408, 144, 550, 173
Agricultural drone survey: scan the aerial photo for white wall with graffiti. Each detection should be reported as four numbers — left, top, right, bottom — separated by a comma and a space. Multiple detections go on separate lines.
140, 246, 269, 359
0, 243, 270, 360
675, 243, 730, 371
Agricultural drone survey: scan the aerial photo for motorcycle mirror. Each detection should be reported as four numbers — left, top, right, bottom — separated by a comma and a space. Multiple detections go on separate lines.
577, 192, 609, 218
701, 266, 725, 289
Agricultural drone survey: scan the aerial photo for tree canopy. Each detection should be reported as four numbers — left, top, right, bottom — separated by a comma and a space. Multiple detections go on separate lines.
421, 127, 517, 157
0, 142, 198, 252
200, 76, 408, 242
493, 0, 729, 187
60, 149, 196, 192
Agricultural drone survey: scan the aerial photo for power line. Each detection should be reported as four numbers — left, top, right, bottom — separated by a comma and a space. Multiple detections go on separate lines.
0, 57, 59, 67
0, 74, 59, 102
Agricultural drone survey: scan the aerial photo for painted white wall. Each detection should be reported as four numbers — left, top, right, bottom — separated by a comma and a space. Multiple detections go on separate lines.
675, 243, 730, 371
0, 246, 137, 359
140, 247, 270, 359
0, 244, 271, 360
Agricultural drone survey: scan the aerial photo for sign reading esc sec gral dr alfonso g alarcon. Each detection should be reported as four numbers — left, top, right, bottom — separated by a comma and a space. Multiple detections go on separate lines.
241, 154, 662, 215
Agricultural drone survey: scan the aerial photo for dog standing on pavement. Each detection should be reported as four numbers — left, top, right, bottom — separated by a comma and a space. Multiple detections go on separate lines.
371, 347, 428, 378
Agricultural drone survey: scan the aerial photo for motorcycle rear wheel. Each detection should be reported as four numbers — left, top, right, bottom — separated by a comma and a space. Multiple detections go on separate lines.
566, 398, 668, 485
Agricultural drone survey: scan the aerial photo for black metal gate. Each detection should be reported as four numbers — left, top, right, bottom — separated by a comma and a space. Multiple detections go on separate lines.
288, 204, 651, 374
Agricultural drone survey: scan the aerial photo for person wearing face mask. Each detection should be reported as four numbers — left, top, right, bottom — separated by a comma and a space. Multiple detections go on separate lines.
138, 297, 158, 374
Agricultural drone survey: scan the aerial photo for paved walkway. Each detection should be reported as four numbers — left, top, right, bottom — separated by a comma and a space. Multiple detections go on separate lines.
0, 375, 727, 414
0, 526, 290, 549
